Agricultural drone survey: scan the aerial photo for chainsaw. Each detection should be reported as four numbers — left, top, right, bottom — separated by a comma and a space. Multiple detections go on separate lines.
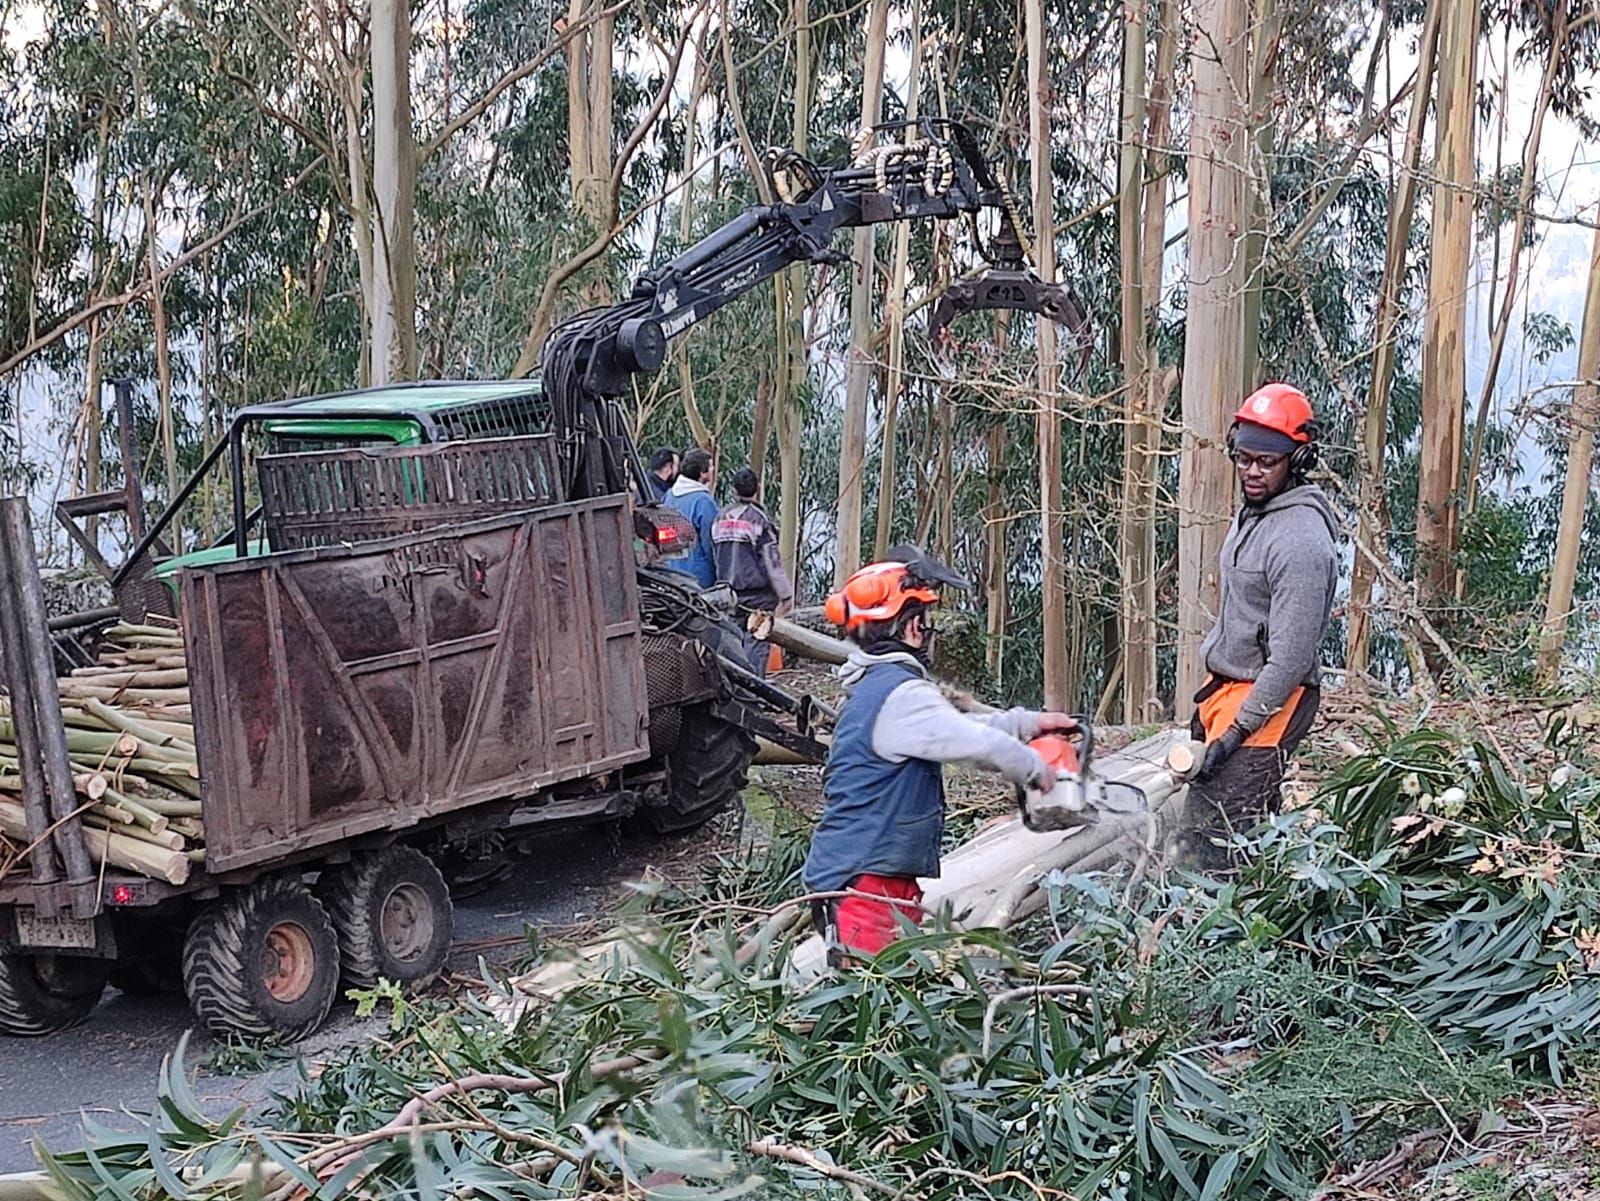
1016, 720, 1151, 832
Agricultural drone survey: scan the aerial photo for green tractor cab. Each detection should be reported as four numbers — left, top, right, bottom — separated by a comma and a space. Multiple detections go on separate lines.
77, 380, 558, 613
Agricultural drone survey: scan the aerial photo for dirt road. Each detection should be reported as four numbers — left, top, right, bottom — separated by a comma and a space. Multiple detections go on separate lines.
0, 822, 719, 1173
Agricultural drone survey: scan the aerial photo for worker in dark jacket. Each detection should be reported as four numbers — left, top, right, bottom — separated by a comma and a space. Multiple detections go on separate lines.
803, 546, 1078, 959
712, 469, 793, 613
647, 447, 679, 502
1178, 383, 1338, 870
663, 448, 718, 588
712, 468, 795, 675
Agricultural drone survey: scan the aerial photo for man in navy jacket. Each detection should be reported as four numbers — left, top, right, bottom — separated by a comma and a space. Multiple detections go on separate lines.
663, 448, 718, 588
803, 546, 1078, 959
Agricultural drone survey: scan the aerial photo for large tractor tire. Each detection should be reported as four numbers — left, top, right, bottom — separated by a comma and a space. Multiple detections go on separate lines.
646, 704, 759, 835
183, 876, 341, 1042
0, 947, 108, 1036
320, 847, 453, 992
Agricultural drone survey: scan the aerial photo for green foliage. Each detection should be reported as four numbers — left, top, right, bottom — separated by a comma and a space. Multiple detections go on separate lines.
43, 732, 1600, 1201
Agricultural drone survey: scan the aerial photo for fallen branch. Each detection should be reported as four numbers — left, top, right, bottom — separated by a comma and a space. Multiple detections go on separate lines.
746, 1137, 906, 1199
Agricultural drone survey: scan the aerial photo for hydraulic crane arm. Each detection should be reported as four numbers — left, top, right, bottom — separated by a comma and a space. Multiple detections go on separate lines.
540, 117, 1086, 501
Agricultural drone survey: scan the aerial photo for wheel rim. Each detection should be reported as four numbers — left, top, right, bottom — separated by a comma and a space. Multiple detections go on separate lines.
380, 882, 435, 965
261, 922, 316, 1003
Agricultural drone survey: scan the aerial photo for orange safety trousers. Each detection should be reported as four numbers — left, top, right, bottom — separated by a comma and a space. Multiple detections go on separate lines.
1194, 677, 1310, 748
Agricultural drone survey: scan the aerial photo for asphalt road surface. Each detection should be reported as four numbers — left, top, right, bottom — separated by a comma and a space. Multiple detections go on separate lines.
0, 823, 691, 1174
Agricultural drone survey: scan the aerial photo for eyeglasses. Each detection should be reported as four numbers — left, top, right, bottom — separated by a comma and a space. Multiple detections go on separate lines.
1231, 451, 1286, 475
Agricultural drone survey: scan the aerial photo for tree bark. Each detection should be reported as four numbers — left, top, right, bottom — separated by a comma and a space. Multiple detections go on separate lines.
141, 175, 181, 555
872, 10, 923, 562
1025, 0, 1067, 709
1346, 0, 1442, 676
1536, 219, 1600, 684
1415, 0, 1480, 608
82, 13, 113, 546
1117, 0, 1149, 724
1175, 0, 1249, 717
1237, 0, 1280, 392
1125, 0, 1178, 723
776, 0, 811, 584
985, 402, 1009, 679
1460, 7, 1567, 552
832, 0, 890, 586
370, 0, 419, 385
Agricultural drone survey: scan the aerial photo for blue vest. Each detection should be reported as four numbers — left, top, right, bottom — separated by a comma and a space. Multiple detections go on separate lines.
802, 660, 945, 892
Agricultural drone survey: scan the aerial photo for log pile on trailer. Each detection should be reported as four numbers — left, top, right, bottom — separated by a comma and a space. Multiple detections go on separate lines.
0, 622, 204, 887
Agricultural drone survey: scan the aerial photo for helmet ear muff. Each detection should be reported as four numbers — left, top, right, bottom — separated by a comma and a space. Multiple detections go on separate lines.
1289, 420, 1319, 474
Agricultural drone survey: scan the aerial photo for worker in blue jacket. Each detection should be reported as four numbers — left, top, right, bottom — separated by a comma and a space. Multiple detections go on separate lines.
663, 447, 719, 588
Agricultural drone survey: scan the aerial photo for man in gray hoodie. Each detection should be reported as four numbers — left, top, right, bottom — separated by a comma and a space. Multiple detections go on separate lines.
1179, 383, 1338, 870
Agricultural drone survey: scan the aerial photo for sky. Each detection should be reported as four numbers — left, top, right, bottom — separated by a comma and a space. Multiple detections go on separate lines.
4, 3, 1598, 552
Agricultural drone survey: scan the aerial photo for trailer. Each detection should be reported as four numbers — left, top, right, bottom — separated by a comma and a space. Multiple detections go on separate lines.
0, 434, 819, 1041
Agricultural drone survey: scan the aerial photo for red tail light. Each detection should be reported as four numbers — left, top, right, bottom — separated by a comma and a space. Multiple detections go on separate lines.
111, 884, 136, 905
656, 525, 679, 546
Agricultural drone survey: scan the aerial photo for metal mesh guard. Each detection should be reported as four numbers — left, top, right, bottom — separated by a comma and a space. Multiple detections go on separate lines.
259, 435, 562, 551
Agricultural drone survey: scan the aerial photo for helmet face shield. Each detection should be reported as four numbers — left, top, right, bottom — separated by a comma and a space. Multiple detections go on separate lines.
884, 543, 970, 593
825, 545, 966, 634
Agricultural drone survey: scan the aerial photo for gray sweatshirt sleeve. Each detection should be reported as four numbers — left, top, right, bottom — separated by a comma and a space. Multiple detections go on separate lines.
871, 680, 1049, 787
1235, 523, 1335, 732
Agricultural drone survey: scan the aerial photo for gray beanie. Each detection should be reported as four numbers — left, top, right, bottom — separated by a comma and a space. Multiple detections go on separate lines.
1232, 421, 1299, 456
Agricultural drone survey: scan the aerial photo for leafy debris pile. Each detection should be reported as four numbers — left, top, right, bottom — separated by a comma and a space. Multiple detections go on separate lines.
31, 726, 1599, 1201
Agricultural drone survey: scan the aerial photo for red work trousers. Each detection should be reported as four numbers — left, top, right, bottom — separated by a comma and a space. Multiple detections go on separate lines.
831, 874, 924, 955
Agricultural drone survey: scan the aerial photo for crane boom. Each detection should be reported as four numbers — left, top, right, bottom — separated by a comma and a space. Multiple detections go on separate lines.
540, 117, 1086, 501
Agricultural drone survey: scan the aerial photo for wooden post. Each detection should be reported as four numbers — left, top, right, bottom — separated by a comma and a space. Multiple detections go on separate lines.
110, 377, 148, 539
0, 499, 100, 918
0, 535, 62, 915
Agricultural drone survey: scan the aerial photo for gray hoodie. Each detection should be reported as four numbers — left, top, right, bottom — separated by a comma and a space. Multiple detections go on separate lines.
837, 648, 1051, 787
1198, 484, 1338, 733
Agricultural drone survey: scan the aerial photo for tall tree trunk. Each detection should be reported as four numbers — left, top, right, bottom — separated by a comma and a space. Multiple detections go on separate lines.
1116, 0, 1148, 723
1175, 0, 1249, 717
1460, 7, 1567, 548
1025, 0, 1067, 708
750, 372, 772, 488
678, 47, 706, 453
141, 176, 181, 554
832, 0, 889, 585
1536, 219, 1600, 685
563, 0, 615, 314
872, 9, 923, 562
1125, 0, 1177, 722
81, 5, 114, 546
1237, 0, 1280, 392
984, 419, 1009, 678
370, 0, 418, 385
1347, 0, 1443, 675
1416, 0, 1480, 608
776, 0, 811, 585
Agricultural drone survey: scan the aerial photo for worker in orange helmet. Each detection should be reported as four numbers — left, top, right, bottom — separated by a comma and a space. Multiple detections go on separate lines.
1178, 383, 1338, 871
803, 545, 1079, 962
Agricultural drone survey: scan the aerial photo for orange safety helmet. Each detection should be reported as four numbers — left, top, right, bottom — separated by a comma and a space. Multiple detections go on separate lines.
824, 562, 940, 632
825, 546, 967, 633
1230, 382, 1318, 473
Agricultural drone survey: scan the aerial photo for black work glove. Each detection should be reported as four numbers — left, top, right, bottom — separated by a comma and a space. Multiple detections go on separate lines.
1198, 725, 1246, 780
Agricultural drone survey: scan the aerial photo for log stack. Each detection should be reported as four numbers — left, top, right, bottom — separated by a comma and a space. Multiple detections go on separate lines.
0, 619, 203, 887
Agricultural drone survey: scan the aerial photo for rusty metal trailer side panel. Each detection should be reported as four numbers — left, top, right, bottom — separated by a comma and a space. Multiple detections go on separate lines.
182, 499, 649, 873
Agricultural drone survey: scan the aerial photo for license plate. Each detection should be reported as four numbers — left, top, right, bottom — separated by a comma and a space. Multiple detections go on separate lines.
15, 909, 97, 949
